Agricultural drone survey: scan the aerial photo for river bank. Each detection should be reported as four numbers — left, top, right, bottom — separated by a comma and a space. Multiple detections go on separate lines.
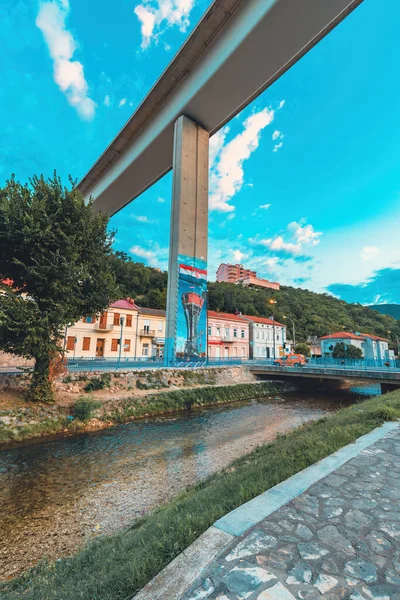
0, 366, 275, 447
1, 389, 399, 600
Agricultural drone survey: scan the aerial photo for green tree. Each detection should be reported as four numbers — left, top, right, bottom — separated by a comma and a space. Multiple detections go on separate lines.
0, 173, 117, 402
332, 342, 348, 358
293, 343, 311, 357
346, 345, 363, 359
332, 342, 363, 359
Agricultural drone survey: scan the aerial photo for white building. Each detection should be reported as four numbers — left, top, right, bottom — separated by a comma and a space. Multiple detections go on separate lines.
241, 315, 288, 359
320, 332, 392, 361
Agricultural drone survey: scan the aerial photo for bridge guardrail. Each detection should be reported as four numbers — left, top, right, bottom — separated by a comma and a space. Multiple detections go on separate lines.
64, 356, 400, 374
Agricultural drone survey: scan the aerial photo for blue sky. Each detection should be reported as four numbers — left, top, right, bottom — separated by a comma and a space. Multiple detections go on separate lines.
1, 0, 400, 304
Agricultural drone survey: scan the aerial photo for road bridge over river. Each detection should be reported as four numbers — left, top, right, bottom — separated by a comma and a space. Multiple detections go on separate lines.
250, 362, 400, 392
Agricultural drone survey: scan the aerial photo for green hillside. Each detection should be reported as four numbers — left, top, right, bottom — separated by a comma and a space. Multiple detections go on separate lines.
369, 304, 400, 320
110, 252, 400, 346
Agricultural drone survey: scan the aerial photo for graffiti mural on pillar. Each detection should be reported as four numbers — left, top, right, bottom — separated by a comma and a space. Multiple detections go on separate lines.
176, 254, 207, 358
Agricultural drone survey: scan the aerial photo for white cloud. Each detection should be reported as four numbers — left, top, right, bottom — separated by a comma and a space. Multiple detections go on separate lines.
260, 236, 302, 256
259, 203, 271, 210
256, 221, 322, 257
279, 100, 285, 109
273, 142, 283, 153
134, 0, 195, 49
131, 214, 156, 223
157, 196, 165, 203
36, 0, 96, 120
361, 246, 381, 261
272, 130, 281, 141
104, 94, 111, 106
118, 97, 127, 107
232, 250, 246, 262
129, 243, 168, 268
209, 107, 275, 212
265, 257, 279, 268
209, 127, 230, 168
288, 221, 322, 246
130, 245, 159, 266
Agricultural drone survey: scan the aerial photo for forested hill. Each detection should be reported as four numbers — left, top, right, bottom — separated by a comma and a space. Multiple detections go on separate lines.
369, 304, 400, 320
110, 252, 400, 344
208, 283, 400, 343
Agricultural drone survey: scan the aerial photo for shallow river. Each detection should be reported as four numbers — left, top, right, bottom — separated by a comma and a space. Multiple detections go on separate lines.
0, 385, 378, 578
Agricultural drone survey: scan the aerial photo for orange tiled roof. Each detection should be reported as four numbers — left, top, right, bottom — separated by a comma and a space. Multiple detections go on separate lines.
320, 332, 388, 342
110, 298, 140, 310
207, 310, 248, 323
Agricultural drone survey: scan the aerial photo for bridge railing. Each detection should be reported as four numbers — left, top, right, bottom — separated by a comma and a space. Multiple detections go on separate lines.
65, 355, 400, 373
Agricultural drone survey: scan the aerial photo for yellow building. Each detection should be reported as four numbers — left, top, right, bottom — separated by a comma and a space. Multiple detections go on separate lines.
64, 299, 166, 359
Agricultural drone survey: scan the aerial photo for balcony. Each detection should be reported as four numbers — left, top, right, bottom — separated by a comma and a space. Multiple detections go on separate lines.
140, 329, 156, 337
95, 323, 114, 332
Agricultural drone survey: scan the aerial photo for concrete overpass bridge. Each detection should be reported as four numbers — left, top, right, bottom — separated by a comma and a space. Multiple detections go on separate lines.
78, 0, 364, 364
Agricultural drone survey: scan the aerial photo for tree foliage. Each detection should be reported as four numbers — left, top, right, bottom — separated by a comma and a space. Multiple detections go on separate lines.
0, 173, 117, 401
293, 343, 311, 357
332, 342, 363, 359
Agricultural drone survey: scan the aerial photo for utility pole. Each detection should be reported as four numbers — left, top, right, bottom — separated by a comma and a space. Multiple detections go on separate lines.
268, 298, 277, 359
283, 315, 296, 350
119, 316, 125, 365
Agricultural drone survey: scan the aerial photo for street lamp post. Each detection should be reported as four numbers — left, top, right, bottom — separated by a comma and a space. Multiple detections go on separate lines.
268, 298, 277, 359
283, 315, 296, 349
118, 316, 125, 365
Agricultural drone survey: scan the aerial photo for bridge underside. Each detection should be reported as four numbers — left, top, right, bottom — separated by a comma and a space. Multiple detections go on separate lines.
78, 0, 364, 364
251, 368, 400, 389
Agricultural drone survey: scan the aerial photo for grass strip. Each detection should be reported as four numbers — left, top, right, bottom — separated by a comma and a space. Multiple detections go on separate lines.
108, 381, 292, 422
1, 390, 400, 600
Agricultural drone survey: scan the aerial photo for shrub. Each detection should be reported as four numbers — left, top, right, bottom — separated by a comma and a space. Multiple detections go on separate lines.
84, 373, 111, 392
73, 398, 102, 421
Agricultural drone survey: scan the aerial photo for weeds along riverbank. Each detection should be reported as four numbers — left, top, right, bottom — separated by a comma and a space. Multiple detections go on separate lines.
1, 389, 400, 600
0, 380, 293, 446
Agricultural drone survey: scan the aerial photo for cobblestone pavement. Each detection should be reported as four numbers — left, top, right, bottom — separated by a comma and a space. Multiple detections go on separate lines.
182, 428, 400, 600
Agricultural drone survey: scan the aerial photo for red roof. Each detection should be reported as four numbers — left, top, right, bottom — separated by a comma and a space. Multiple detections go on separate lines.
110, 298, 140, 311
1, 278, 14, 287
320, 332, 388, 342
207, 310, 248, 324
242, 314, 285, 327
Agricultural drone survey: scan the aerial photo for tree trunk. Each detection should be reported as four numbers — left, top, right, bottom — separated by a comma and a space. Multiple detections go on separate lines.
26, 355, 53, 402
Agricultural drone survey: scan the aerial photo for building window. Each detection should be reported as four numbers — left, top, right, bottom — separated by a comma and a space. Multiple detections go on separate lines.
241, 329, 245, 339
82, 316, 93, 323
66, 336, 75, 351
208, 326, 212, 336
256, 330, 259, 339
124, 339, 131, 351
143, 320, 150, 334
216, 327, 221, 336
142, 343, 149, 356
111, 339, 119, 351
241, 347, 246, 357
225, 328, 229, 339
126, 314, 132, 327
113, 313, 120, 326
158, 321, 163, 332
82, 337, 90, 351
233, 328, 237, 338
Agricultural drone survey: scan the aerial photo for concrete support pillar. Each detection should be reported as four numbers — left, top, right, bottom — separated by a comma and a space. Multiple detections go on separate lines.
165, 116, 209, 365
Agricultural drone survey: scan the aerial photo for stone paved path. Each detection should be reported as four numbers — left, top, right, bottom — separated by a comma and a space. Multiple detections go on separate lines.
182, 428, 400, 600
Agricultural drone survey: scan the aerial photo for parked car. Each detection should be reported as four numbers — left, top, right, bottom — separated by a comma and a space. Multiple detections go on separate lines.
273, 354, 308, 367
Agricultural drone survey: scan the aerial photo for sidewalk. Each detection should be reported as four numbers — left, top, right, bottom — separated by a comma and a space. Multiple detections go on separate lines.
135, 422, 400, 600
182, 425, 400, 600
